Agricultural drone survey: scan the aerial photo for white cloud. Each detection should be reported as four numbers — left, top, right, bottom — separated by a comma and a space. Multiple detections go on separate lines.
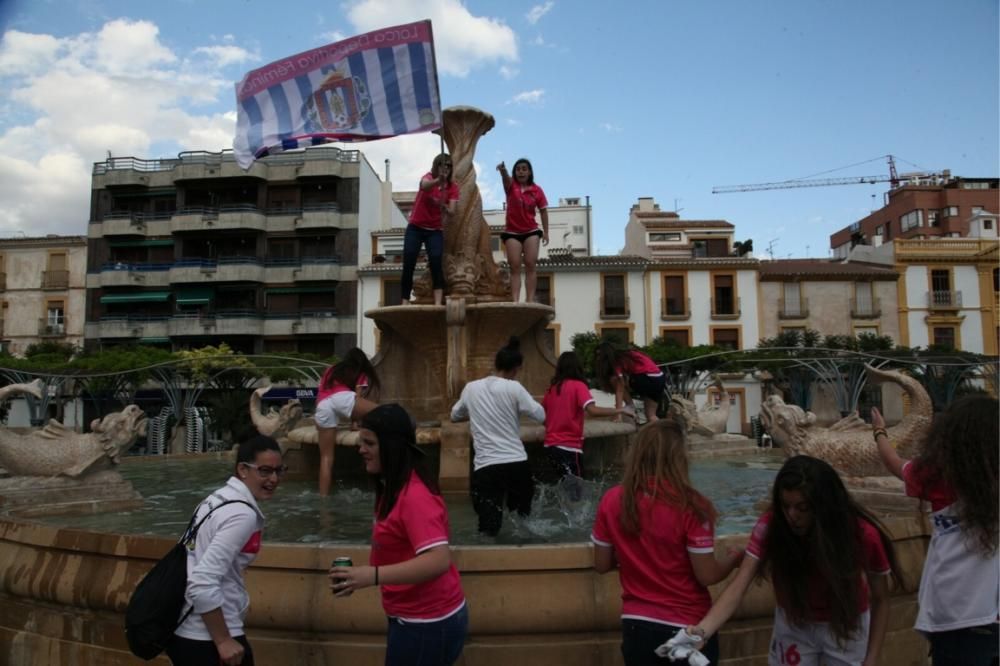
345, 0, 518, 77
499, 64, 518, 80
508, 89, 544, 105
0, 19, 242, 235
526, 2, 555, 25
504, 118, 521, 126
600, 122, 623, 133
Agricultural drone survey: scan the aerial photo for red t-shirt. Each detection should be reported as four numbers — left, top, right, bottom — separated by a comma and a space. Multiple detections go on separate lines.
902, 460, 956, 511
614, 351, 662, 377
745, 511, 890, 620
592, 483, 716, 626
504, 182, 548, 234
409, 173, 460, 231
542, 379, 595, 450
369, 471, 465, 620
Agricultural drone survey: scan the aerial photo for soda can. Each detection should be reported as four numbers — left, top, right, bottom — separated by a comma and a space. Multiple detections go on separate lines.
333, 556, 352, 568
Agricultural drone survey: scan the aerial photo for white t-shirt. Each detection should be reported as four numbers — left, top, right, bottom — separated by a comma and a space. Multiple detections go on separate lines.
450, 375, 545, 472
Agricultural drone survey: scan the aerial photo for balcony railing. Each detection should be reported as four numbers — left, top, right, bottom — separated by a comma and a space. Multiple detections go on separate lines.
39, 319, 66, 337
93, 147, 361, 175
660, 297, 691, 320
778, 297, 809, 319
42, 270, 70, 290
850, 297, 881, 318
927, 290, 962, 309
711, 296, 741, 319
600, 297, 630, 319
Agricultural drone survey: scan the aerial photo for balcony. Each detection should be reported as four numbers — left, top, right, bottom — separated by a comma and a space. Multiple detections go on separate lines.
660, 297, 691, 320
927, 291, 962, 310
95, 315, 169, 340
42, 270, 70, 290
778, 297, 809, 319
169, 205, 267, 233
711, 297, 742, 319
599, 297, 630, 319
296, 203, 354, 230
97, 262, 172, 288
168, 311, 263, 337
850, 297, 882, 318
38, 319, 66, 337
263, 309, 351, 336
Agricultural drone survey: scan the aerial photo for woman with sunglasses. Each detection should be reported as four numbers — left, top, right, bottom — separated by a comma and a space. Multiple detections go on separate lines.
401, 153, 459, 306
167, 435, 285, 666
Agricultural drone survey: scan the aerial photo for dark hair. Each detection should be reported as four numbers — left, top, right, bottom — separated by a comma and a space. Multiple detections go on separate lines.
360, 403, 438, 520
915, 394, 998, 554
759, 456, 900, 646
593, 341, 629, 393
550, 351, 587, 395
619, 419, 715, 534
431, 153, 453, 183
511, 158, 534, 185
495, 336, 523, 372
320, 348, 381, 399
236, 435, 281, 465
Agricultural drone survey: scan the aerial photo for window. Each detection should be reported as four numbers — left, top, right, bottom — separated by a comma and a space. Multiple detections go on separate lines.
269, 239, 296, 259
994, 268, 999, 293
932, 326, 956, 349
599, 327, 631, 344
962, 181, 990, 189
853, 281, 875, 316
660, 328, 689, 348
601, 274, 628, 317
943, 206, 959, 217
662, 275, 686, 316
884, 221, 892, 239
649, 232, 681, 243
875, 224, 883, 236
542, 327, 557, 354
712, 274, 736, 315
900, 210, 923, 232
563, 198, 580, 206
931, 269, 951, 301
712, 327, 739, 350
854, 326, 879, 337
782, 282, 803, 317
971, 206, 985, 215
985, 219, 995, 230
927, 211, 939, 228
46, 302, 65, 335
572, 225, 584, 234
536, 275, 553, 306
382, 279, 402, 306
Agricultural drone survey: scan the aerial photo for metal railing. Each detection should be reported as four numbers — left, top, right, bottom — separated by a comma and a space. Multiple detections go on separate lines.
660, 297, 690, 320
927, 290, 962, 309
93, 147, 361, 175
600, 296, 630, 319
850, 297, 881, 318
39, 319, 66, 337
778, 297, 809, 319
711, 296, 741, 318
42, 270, 70, 289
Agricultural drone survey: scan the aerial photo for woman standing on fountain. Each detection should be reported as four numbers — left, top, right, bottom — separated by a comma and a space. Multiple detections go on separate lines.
497, 158, 549, 303
329, 404, 468, 666
402, 153, 459, 306
594, 342, 665, 425
872, 397, 998, 666
168, 435, 284, 666
677, 455, 900, 666
592, 419, 743, 665
315, 348, 380, 496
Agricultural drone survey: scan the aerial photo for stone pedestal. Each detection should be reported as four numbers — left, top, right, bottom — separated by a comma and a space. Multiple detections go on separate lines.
0, 469, 142, 516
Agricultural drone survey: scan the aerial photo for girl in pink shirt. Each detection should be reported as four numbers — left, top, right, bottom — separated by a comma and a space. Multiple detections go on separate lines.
402, 153, 459, 305
592, 419, 742, 665
542, 351, 626, 492
314, 348, 380, 496
496, 158, 549, 303
594, 342, 666, 424
329, 404, 467, 666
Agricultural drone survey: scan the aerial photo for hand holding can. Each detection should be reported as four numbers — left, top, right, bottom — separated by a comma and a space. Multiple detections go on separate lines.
329, 556, 354, 597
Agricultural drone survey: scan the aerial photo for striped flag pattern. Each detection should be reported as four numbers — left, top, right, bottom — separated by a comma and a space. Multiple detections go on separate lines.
233, 21, 441, 169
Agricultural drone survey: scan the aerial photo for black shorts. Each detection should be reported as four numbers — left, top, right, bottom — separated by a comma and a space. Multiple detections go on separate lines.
628, 372, 666, 402
500, 229, 543, 244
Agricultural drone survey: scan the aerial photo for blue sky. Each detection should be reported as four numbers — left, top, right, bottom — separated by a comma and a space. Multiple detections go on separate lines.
0, 0, 996, 257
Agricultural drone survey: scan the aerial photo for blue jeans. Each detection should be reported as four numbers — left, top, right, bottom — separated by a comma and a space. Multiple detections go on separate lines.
401, 224, 445, 301
621, 619, 719, 666
385, 604, 468, 666
926, 624, 999, 666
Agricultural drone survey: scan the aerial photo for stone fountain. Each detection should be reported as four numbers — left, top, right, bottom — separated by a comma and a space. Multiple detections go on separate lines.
0, 108, 935, 665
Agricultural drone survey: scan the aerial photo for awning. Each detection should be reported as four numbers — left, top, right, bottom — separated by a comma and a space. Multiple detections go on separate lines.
265, 287, 330, 295
100, 291, 171, 304
107, 239, 175, 247
175, 287, 214, 305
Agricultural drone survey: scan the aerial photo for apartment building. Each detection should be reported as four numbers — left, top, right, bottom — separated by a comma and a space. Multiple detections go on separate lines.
0, 235, 87, 355
829, 175, 999, 258
85, 147, 396, 357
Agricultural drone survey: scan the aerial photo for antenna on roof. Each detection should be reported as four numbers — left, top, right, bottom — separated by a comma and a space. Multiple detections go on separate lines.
767, 238, 778, 260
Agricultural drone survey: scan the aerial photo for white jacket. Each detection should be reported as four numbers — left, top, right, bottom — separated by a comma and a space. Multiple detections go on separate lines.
174, 476, 264, 641
451, 375, 545, 471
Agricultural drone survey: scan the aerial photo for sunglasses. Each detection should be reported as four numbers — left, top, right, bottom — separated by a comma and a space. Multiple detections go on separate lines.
241, 462, 288, 479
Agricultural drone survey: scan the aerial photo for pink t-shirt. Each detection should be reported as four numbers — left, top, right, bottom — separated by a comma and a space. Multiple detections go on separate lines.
746, 511, 890, 620
409, 173, 460, 231
902, 460, 956, 511
614, 351, 662, 377
369, 471, 465, 621
542, 379, 595, 450
591, 483, 715, 626
316, 370, 369, 404
504, 182, 548, 234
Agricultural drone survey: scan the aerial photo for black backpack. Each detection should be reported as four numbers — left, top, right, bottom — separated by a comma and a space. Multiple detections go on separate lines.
124, 499, 252, 660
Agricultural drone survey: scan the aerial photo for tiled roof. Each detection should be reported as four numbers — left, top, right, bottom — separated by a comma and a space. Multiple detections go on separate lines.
759, 259, 898, 280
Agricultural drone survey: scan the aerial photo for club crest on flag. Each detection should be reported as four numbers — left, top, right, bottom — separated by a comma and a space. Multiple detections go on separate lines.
233, 20, 442, 169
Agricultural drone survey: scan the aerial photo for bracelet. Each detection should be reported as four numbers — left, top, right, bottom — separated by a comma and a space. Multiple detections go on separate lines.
872, 429, 887, 442
374, 566, 379, 586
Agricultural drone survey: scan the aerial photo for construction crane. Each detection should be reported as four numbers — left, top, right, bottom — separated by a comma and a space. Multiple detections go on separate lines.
712, 155, 943, 194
